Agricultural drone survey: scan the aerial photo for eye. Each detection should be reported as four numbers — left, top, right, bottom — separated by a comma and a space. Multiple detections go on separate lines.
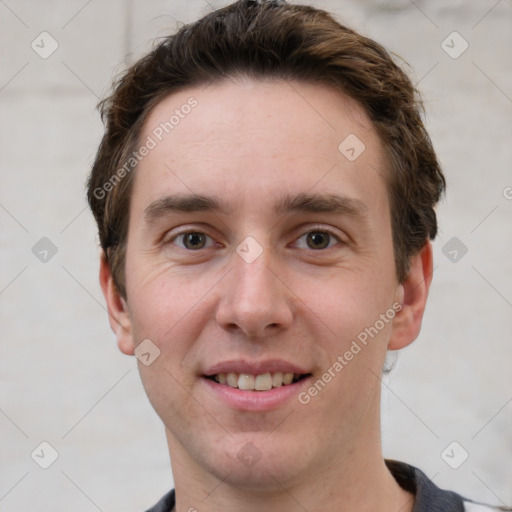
170, 231, 216, 250
295, 230, 341, 250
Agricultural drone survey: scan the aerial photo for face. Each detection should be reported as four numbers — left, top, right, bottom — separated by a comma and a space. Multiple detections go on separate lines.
102, 77, 430, 490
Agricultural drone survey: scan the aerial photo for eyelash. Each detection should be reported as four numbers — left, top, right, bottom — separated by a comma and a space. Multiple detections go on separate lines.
166, 227, 344, 251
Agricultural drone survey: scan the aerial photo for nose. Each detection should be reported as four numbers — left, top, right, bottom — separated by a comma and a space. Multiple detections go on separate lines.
215, 244, 294, 339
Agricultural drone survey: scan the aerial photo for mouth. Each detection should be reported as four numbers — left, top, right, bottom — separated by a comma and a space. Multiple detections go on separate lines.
201, 359, 313, 410
205, 372, 311, 391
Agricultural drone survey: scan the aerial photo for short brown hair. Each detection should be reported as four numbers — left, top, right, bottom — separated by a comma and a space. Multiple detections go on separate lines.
87, 0, 445, 298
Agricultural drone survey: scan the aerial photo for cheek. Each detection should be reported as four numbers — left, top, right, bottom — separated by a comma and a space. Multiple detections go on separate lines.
124, 257, 230, 383
127, 270, 206, 348
304, 270, 391, 341
125, 269, 211, 420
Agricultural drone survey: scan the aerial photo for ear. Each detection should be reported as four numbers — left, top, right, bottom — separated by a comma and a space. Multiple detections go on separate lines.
388, 241, 433, 350
99, 252, 135, 355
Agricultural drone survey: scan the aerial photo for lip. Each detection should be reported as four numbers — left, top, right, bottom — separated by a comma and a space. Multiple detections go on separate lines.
201, 359, 312, 411
201, 375, 312, 411
203, 359, 310, 377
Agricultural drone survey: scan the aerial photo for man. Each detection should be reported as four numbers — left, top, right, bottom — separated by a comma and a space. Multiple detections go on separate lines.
87, 1, 506, 510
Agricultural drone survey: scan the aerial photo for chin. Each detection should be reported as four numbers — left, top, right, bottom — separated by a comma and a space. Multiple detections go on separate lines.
200, 433, 310, 491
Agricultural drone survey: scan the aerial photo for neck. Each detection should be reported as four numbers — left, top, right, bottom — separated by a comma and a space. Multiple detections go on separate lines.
167, 431, 414, 512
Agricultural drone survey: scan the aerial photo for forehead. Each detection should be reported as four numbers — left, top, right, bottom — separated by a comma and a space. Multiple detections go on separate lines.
134, 77, 388, 216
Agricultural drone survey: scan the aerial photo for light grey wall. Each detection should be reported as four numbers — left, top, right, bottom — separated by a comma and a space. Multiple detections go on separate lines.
1, 1, 511, 510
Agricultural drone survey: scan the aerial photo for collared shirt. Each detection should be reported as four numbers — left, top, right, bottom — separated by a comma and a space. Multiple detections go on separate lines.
144, 460, 507, 512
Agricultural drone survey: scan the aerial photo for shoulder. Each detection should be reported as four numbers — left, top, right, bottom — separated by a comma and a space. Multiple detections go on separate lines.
386, 460, 510, 512
143, 489, 175, 512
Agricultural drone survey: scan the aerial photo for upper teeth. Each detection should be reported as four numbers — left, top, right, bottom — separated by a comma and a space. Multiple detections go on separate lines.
214, 372, 297, 391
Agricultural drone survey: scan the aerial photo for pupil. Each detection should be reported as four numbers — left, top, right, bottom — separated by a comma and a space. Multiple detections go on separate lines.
308, 232, 328, 249
185, 233, 204, 249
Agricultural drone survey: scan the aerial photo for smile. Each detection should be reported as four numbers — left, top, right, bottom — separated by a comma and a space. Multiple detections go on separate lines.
209, 372, 306, 391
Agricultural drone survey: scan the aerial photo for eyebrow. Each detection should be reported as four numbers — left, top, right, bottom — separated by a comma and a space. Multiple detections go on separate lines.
143, 192, 368, 222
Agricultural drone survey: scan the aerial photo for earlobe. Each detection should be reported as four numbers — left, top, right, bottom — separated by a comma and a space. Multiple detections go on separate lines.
99, 252, 135, 356
388, 242, 433, 350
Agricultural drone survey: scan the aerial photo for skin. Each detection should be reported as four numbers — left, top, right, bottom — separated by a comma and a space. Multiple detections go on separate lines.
100, 77, 433, 512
